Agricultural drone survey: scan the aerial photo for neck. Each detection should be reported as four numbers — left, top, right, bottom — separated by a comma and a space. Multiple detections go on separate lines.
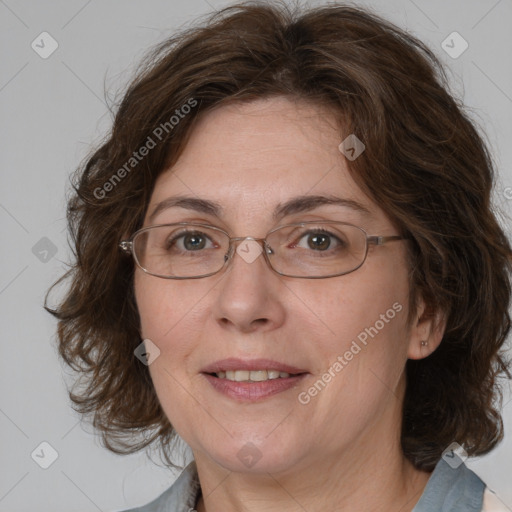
194, 431, 431, 512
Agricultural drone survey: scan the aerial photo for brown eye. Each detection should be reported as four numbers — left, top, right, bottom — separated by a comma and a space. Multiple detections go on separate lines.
293, 229, 346, 252
306, 232, 331, 251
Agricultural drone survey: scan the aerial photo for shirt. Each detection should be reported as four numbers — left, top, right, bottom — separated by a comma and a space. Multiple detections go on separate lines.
117, 458, 508, 512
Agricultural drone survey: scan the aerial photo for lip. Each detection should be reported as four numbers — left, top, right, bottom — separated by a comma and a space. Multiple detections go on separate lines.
201, 358, 309, 402
202, 373, 308, 402
201, 358, 308, 374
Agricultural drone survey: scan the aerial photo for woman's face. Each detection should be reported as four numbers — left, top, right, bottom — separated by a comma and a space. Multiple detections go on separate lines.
135, 96, 422, 475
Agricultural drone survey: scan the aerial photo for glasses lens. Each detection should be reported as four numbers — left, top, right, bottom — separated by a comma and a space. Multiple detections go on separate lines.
266, 222, 367, 277
133, 224, 229, 278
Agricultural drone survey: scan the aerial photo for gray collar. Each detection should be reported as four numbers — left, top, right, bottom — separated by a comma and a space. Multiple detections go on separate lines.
412, 458, 485, 511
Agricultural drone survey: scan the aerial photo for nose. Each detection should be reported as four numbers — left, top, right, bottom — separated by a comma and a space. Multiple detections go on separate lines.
227, 236, 271, 264
211, 236, 285, 334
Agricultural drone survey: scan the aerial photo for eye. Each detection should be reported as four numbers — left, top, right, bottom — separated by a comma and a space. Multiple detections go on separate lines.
167, 230, 217, 252
292, 229, 347, 252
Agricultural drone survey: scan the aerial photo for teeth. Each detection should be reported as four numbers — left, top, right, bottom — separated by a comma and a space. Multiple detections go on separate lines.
251, 370, 268, 381
215, 370, 292, 381
225, 370, 249, 381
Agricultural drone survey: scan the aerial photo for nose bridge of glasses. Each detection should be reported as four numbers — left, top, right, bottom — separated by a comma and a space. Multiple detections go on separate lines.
226, 236, 271, 258
229, 236, 265, 242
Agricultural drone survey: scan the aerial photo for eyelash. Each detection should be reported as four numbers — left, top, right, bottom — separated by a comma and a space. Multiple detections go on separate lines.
165, 228, 345, 254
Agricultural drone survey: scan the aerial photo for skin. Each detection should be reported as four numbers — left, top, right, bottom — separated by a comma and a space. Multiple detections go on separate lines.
134, 96, 446, 512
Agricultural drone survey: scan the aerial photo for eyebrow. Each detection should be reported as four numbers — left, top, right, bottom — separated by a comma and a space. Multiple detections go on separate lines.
148, 194, 374, 223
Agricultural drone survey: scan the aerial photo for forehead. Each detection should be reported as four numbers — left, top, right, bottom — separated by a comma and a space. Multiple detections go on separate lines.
148, 97, 390, 230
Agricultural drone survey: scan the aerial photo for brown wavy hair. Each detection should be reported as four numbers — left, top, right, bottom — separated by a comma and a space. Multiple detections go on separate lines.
45, 1, 512, 471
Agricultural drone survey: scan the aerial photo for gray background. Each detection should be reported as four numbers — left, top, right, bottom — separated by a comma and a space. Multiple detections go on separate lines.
1, 0, 511, 510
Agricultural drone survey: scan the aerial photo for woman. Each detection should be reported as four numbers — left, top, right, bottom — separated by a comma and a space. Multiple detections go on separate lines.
46, 2, 512, 511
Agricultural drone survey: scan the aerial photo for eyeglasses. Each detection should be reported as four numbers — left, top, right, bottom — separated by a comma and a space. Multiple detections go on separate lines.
119, 221, 407, 279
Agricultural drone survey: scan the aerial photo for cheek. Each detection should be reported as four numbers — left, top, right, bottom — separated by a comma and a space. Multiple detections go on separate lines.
134, 270, 195, 339
303, 295, 409, 438
134, 273, 201, 428
134, 271, 213, 374
300, 265, 410, 393
295, 270, 408, 345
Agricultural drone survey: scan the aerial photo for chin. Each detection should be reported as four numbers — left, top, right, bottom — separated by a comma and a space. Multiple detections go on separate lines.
202, 436, 306, 475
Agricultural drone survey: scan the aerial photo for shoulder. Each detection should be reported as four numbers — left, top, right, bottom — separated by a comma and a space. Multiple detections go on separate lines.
114, 461, 201, 512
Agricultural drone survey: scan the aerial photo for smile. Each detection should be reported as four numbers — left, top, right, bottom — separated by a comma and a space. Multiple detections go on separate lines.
214, 370, 292, 381
201, 358, 309, 401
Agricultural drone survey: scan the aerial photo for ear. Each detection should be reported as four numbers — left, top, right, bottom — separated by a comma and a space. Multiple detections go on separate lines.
407, 295, 447, 360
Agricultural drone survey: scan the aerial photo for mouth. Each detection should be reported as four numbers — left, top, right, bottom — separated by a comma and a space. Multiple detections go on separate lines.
201, 358, 309, 401
209, 369, 301, 382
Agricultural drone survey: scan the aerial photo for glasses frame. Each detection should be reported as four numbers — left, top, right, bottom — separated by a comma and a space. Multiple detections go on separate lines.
119, 221, 408, 279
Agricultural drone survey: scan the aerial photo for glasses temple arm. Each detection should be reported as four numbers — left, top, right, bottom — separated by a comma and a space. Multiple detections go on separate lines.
367, 235, 409, 246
